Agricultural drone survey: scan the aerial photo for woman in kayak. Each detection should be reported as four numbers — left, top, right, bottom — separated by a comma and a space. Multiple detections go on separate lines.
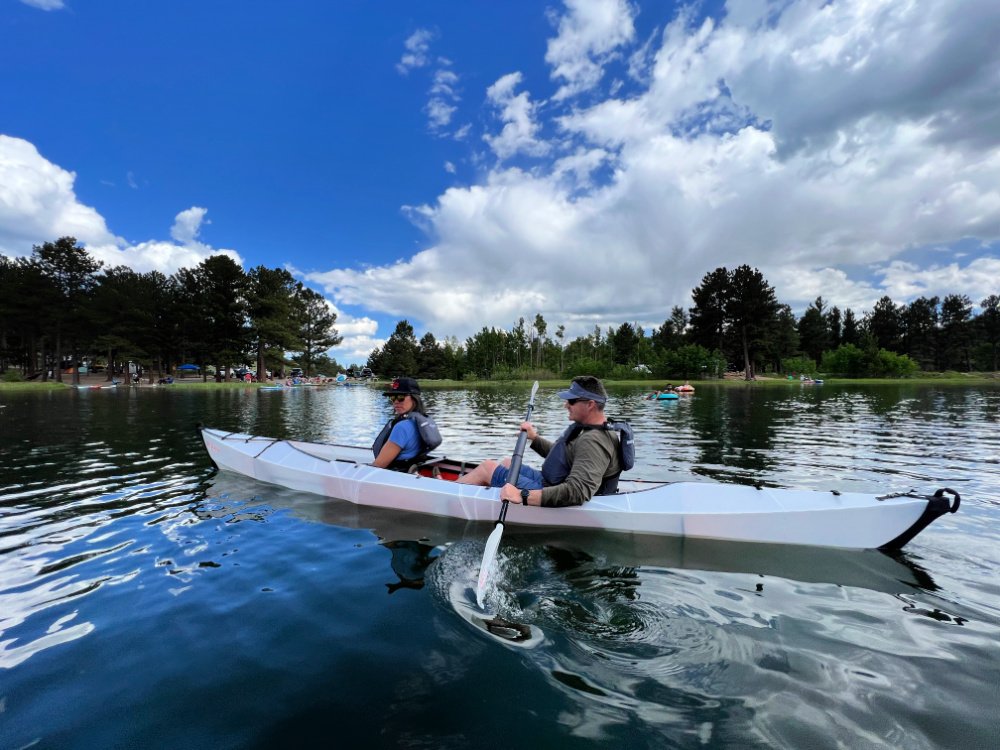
372, 377, 442, 471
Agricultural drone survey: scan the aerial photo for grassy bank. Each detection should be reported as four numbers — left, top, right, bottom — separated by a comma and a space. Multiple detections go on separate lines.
2, 373, 998, 392
0, 381, 66, 391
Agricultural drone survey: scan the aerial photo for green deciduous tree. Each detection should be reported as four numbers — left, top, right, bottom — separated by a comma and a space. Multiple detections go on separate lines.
657, 344, 723, 380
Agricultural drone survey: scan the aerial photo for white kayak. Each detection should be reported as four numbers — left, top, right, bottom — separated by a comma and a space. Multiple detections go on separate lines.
199, 427, 959, 551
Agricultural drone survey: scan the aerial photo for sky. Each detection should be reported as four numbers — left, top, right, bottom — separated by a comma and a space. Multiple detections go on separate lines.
2, 0, 999, 365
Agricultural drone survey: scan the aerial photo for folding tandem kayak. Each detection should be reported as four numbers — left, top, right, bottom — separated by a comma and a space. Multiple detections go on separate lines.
200, 427, 960, 551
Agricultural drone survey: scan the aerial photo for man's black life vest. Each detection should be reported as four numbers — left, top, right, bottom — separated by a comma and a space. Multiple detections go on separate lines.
541, 420, 635, 496
371, 411, 443, 471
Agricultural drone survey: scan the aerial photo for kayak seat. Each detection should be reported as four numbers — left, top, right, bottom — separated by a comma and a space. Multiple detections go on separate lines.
410, 458, 443, 478
412, 458, 477, 482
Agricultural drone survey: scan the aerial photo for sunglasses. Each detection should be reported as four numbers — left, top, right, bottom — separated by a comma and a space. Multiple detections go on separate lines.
566, 398, 588, 405
387, 394, 409, 403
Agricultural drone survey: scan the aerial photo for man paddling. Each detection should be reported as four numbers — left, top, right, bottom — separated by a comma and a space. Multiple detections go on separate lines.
458, 375, 631, 506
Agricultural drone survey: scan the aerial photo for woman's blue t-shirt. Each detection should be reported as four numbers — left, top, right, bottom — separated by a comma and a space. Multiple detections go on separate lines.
388, 418, 423, 460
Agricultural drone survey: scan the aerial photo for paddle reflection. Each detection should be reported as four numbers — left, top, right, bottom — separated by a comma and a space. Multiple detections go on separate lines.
382, 540, 440, 594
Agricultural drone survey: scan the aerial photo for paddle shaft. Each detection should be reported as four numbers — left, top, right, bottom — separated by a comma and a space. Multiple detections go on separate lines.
476, 381, 538, 608
499, 381, 539, 516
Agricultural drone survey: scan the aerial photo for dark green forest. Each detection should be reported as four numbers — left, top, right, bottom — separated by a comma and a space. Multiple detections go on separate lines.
0, 238, 341, 384
367, 266, 999, 381
2, 237, 999, 383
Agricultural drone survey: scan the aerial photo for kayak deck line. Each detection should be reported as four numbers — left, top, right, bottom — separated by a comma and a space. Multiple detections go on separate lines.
198, 427, 960, 551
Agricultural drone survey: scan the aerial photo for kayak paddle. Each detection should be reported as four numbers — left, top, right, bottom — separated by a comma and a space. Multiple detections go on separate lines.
475, 380, 539, 609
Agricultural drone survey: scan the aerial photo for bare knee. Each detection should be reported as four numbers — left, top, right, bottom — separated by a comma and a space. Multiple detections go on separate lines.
458, 459, 498, 485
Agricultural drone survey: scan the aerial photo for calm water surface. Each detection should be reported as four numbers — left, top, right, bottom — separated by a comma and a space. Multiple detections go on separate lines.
1, 383, 998, 748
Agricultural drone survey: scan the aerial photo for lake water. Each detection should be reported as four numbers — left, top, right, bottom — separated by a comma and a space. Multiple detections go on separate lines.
1, 382, 998, 749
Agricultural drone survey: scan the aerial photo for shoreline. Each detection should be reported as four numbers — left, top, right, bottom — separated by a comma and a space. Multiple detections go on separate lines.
2, 372, 998, 391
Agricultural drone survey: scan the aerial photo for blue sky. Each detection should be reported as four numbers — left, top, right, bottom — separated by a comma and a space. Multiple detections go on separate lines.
2, 0, 999, 364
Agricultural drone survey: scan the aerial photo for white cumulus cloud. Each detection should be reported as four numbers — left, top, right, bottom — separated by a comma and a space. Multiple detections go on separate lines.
310, 0, 1000, 344
0, 135, 121, 254
483, 73, 550, 160
397, 28, 435, 74
546, 0, 638, 101
0, 135, 241, 275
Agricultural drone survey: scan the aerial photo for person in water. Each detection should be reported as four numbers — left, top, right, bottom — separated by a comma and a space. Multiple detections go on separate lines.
372, 377, 442, 471
457, 375, 627, 507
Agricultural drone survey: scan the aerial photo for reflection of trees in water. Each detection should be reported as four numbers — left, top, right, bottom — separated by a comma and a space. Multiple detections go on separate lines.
687, 388, 780, 481
460, 387, 526, 419
853, 383, 923, 416
832, 383, 990, 422
541, 544, 641, 603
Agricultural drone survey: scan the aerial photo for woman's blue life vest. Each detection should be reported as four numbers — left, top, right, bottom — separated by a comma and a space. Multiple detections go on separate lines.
371, 411, 443, 470
541, 420, 635, 496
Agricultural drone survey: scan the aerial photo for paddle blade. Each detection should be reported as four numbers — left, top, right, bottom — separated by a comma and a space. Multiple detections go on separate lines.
476, 522, 505, 609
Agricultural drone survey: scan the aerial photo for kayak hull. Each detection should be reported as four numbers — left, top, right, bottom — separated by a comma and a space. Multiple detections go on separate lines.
199, 428, 958, 550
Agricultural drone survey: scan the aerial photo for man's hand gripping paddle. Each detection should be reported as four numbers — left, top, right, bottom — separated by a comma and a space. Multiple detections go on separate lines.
475, 381, 539, 609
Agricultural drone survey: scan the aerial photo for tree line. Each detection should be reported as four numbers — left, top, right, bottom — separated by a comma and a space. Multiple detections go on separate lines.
3, 240, 998, 385
0, 237, 342, 384
368, 264, 1000, 381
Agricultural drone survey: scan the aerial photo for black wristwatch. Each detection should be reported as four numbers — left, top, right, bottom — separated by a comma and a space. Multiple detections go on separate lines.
520, 488, 530, 505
